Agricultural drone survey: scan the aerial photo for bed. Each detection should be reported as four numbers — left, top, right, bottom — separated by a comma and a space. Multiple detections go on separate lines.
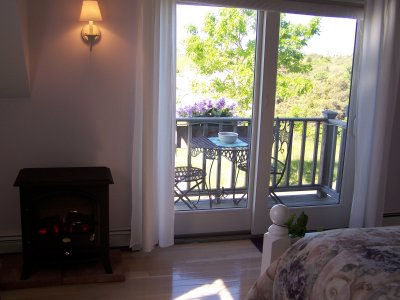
246, 226, 400, 300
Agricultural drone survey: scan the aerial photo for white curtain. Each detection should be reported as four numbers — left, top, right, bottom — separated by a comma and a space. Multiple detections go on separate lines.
130, 0, 176, 251
350, 0, 400, 227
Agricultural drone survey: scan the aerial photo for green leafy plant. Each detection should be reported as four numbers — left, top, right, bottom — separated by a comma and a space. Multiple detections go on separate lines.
285, 211, 308, 238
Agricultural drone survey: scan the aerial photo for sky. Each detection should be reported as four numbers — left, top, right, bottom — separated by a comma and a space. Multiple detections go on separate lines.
177, 5, 357, 56
285, 14, 357, 56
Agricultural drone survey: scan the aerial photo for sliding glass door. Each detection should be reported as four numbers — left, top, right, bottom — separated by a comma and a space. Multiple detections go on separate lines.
252, 12, 358, 233
174, 4, 257, 235
174, 1, 361, 236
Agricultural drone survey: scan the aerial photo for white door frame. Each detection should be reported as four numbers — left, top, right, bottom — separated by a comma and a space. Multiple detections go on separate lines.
175, 7, 361, 236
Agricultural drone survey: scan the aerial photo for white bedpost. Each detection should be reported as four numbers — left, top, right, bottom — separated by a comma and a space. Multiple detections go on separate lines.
260, 204, 291, 275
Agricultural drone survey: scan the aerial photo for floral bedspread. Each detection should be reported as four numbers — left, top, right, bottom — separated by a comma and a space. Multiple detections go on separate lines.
246, 226, 400, 300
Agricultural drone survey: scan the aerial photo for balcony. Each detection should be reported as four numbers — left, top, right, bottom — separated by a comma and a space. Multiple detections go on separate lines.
175, 110, 347, 210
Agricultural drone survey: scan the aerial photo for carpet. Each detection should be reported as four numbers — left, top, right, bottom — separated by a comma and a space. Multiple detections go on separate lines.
0, 249, 125, 290
250, 237, 263, 253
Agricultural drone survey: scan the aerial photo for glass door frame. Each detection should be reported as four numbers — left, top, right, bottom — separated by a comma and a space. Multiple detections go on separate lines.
174, 6, 263, 236
175, 3, 362, 236
251, 12, 362, 234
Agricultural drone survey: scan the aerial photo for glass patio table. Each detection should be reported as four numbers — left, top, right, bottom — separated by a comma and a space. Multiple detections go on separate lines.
190, 136, 251, 204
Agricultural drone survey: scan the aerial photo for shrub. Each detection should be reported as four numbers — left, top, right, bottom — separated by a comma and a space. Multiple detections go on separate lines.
177, 98, 237, 117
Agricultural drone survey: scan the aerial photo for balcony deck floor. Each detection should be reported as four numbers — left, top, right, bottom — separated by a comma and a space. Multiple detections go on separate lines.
175, 191, 339, 211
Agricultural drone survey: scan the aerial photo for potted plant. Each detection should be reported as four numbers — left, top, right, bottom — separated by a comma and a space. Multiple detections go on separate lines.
176, 97, 238, 141
285, 211, 308, 243
176, 97, 237, 118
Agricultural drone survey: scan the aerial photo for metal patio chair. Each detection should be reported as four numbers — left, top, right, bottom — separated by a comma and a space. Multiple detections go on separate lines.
235, 121, 292, 205
174, 166, 210, 209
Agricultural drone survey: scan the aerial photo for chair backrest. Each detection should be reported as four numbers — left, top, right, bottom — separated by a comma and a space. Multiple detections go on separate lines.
271, 120, 294, 188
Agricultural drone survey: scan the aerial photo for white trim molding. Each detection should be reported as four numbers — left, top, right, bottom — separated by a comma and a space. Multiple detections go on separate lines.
178, 0, 364, 19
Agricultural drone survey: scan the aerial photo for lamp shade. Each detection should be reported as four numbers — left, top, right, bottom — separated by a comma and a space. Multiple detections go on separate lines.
80, 1, 102, 21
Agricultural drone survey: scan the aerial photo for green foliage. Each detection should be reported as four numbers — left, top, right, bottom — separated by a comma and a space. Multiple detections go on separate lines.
276, 15, 320, 103
276, 74, 313, 104
185, 8, 256, 115
285, 211, 308, 238
184, 9, 321, 115
275, 54, 353, 120
181, 8, 353, 120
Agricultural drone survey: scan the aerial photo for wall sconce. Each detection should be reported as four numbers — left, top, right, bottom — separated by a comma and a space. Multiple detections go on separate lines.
80, 1, 102, 51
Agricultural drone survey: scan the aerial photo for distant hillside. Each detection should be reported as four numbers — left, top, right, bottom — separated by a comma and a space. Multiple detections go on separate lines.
275, 54, 353, 120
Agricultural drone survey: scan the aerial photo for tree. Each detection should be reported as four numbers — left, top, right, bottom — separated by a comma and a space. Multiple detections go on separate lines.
276, 17, 320, 104
184, 8, 321, 115
273, 54, 353, 120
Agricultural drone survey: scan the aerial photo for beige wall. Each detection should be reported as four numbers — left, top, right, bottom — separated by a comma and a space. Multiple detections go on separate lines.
1, 0, 399, 240
0, 0, 137, 237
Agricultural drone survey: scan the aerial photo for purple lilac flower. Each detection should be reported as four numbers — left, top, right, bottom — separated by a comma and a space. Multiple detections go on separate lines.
195, 100, 207, 115
186, 106, 194, 117
177, 97, 236, 117
176, 107, 183, 117
227, 102, 237, 110
206, 99, 213, 109
215, 97, 226, 110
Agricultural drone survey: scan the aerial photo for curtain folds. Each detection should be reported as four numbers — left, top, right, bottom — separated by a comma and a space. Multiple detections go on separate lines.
350, 0, 400, 227
130, 0, 176, 251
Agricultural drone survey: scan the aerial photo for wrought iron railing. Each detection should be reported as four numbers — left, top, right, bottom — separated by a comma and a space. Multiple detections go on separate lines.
175, 110, 347, 204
